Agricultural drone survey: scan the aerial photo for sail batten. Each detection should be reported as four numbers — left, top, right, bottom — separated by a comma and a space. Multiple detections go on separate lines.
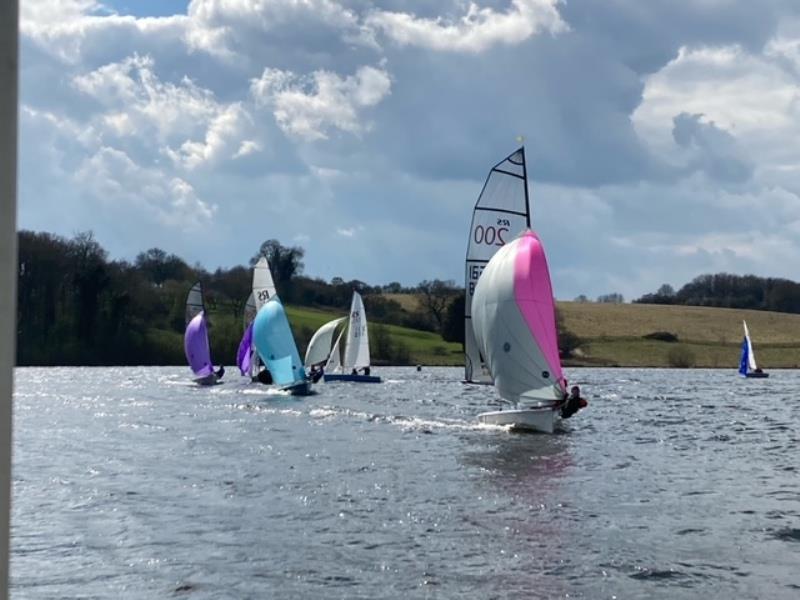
465, 147, 531, 382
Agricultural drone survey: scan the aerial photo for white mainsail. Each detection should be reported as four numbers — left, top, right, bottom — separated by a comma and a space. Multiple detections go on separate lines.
343, 291, 371, 371
465, 147, 531, 382
185, 281, 204, 324
305, 317, 347, 367
743, 320, 758, 371
253, 256, 277, 312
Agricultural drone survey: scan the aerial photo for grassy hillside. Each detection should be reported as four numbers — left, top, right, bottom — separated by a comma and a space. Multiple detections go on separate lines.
154, 296, 800, 368
560, 301, 800, 368
285, 305, 462, 366
385, 293, 800, 368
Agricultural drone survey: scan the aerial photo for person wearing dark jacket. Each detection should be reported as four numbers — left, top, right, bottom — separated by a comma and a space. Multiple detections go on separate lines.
560, 385, 587, 419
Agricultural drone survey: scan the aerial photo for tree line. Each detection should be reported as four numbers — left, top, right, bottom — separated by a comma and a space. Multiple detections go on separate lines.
634, 274, 800, 313
15, 230, 469, 366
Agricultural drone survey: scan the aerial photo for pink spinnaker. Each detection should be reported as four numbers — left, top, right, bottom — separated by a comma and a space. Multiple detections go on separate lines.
513, 231, 565, 390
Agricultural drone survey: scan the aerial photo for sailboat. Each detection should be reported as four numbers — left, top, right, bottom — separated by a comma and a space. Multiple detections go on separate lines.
184, 281, 223, 386
739, 320, 769, 378
464, 147, 532, 384
304, 315, 347, 376
471, 230, 584, 433
252, 296, 312, 395
322, 291, 381, 383
236, 257, 278, 381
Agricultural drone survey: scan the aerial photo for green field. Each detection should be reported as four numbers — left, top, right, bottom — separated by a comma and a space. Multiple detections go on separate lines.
559, 301, 800, 368
383, 295, 800, 368
154, 297, 800, 368
285, 305, 463, 366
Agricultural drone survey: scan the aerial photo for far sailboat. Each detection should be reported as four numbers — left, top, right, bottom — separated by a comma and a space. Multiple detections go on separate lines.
464, 147, 531, 383
304, 315, 347, 380
739, 320, 769, 378
322, 291, 381, 383
184, 281, 224, 386
236, 256, 278, 382
471, 231, 586, 433
252, 296, 311, 395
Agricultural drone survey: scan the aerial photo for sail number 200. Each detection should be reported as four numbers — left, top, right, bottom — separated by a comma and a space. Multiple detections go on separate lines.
473, 224, 508, 246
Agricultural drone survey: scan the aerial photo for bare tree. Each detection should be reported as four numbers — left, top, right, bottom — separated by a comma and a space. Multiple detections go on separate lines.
417, 279, 458, 332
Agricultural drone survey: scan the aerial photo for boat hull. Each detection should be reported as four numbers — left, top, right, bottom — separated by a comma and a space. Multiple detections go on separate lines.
323, 374, 382, 384
193, 374, 220, 386
283, 381, 313, 396
477, 408, 557, 433
744, 372, 769, 378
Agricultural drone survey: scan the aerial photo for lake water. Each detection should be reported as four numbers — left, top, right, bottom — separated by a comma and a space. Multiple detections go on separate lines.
10, 367, 800, 599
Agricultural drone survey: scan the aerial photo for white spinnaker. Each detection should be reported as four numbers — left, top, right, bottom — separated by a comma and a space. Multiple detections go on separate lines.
185, 282, 204, 325
471, 238, 563, 405
253, 256, 277, 312
305, 317, 347, 367
465, 147, 531, 382
743, 320, 758, 371
325, 328, 345, 372
343, 291, 371, 370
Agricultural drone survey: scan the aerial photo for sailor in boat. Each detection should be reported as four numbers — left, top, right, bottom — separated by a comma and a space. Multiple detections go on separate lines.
560, 385, 588, 419
214, 365, 225, 380
363, 366, 371, 376
309, 364, 324, 384
255, 366, 273, 385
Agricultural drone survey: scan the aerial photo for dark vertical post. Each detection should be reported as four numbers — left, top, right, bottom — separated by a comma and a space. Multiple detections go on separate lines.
0, 1, 19, 597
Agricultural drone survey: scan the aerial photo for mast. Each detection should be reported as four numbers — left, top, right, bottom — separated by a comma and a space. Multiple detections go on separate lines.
520, 146, 531, 227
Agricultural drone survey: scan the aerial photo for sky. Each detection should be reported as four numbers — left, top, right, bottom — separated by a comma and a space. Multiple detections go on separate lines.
17, 0, 800, 300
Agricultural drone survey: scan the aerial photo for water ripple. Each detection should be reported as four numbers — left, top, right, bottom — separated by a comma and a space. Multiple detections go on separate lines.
10, 366, 800, 598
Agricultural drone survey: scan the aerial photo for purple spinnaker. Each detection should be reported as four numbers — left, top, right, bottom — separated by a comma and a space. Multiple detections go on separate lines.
237, 321, 254, 376
184, 311, 214, 377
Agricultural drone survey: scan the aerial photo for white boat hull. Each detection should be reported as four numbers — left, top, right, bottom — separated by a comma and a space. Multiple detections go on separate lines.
477, 408, 558, 433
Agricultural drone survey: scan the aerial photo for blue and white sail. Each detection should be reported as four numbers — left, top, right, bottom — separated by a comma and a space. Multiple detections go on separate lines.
252, 296, 307, 389
738, 338, 749, 377
739, 320, 760, 377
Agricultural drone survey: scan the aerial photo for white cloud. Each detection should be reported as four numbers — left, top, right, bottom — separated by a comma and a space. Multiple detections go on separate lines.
365, 0, 567, 53
165, 103, 253, 169
73, 54, 219, 141
18, 0, 800, 298
251, 65, 391, 140
185, 0, 365, 57
633, 43, 800, 178
336, 226, 360, 237
21, 0, 105, 27
76, 146, 217, 228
